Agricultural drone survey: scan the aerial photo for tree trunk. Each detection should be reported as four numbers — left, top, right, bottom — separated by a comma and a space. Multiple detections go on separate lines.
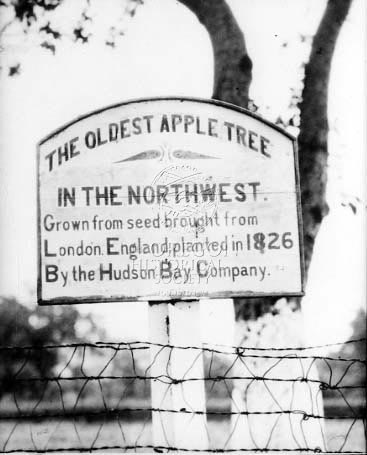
298, 0, 353, 274
177, 0, 252, 108
178, 0, 352, 450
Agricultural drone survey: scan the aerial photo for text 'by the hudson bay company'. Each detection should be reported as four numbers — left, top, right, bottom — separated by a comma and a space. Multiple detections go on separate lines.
37, 98, 303, 304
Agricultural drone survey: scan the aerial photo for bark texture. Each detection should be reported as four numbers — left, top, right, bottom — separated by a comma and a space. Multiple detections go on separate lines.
177, 0, 252, 107
298, 0, 352, 273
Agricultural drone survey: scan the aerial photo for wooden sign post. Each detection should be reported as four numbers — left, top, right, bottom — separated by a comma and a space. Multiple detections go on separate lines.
37, 97, 304, 450
149, 301, 208, 450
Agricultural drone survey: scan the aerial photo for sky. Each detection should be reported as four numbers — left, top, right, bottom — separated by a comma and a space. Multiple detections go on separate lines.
0, 0, 365, 347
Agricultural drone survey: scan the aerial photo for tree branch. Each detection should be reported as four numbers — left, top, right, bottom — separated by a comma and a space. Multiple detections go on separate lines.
298, 0, 352, 274
177, 0, 252, 108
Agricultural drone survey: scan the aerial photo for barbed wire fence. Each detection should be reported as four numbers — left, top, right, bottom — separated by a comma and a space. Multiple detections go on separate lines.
0, 338, 365, 453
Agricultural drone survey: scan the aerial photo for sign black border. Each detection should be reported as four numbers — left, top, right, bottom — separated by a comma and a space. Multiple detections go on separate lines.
37, 96, 305, 305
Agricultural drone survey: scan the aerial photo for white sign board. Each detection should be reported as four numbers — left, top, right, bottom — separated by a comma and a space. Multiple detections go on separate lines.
37, 98, 304, 304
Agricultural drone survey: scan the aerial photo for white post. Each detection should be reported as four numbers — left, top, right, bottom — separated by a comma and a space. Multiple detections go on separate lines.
148, 301, 208, 451
169, 301, 209, 450
148, 302, 175, 448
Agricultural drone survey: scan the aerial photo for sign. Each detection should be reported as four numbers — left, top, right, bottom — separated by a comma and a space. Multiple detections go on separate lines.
37, 97, 304, 304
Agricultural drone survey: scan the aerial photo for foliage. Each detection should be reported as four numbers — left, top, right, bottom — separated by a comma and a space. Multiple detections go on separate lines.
0, 0, 144, 75
318, 307, 366, 414
340, 308, 366, 361
0, 296, 96, 399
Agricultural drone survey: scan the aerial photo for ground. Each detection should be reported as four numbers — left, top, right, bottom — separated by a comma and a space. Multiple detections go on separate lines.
0, 417, 365, 453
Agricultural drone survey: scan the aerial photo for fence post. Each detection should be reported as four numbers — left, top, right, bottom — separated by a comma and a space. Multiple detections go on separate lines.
148, 300, 208, 451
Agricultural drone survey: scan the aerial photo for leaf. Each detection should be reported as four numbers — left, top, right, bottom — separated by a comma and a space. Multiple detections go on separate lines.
341, 202, 357, 214
40, 40, 56, 54
8, 64, 20, 76
105, 40, 115, 48
39, 22, 61, 39
73, 26, 89, 43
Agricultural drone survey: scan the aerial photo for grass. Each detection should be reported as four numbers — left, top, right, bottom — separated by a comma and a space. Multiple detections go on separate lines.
0, 418, 365, 453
